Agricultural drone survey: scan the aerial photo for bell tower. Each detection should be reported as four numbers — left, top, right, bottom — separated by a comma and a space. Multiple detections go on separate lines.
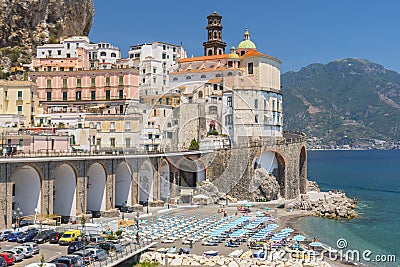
203, 12, 227, 56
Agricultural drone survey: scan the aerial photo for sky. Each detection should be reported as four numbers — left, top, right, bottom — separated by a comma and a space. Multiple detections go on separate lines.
89, 0, 400, 73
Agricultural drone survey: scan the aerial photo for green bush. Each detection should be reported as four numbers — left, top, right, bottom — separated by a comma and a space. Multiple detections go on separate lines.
188, 138, 199, 150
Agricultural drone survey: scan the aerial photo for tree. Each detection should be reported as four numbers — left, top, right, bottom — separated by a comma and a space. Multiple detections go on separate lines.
188, 138, 199, 150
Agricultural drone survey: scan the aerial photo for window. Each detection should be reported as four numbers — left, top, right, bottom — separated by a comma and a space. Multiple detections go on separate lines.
255, 114, 259, 123
69, 67, 73, 71
162, 53, 166, 59
110, 138, 116, 148
67, 43, 70, 49
111, 52, 116, 58
227, 96, 232, 107
17, 91, 22, 100
163, 45, 166, 50
76, 91, 81, 100
105, 90, 111, 100
91, 91, 96, 100
119, 105, 124, 114
209, 106, 217, 114
255, 99, 258, 109
63, 91, 68, 101
201, 74, 206, 79
46, 92, 52, 101
186, 76, 191, 80
62, 78, 68, 88
46, 79, 52, 89
228, 61, 233, 67
77, 78, 82, 88
110, 122, 115, 130
219, 84, 223, 90
17, 106, 22, 114
248, 62, 254, 74
173, 77, 178, 81
91, 77, 96, 87
118, 76, 124, 86
125, 138, 131, 148
19, 139, 23, 147
167, 132, 173, 139
66, 53, 71, 58
213, 84, 218, 90
60, 67, 64, 72
57, 50, 61, 55
142, 78, 145, 84
106, 77, 110, 87
153, 109, 157, 116
225, 115, 233, 125
153, 68, 157, 74
153, 77, 156, 83
216, 74, 222, 78
166, 98, 170, 105
125, 121, 131, 130
96, 122, 101, 129
100, 52, 106, 57
272, 100, 275, 110
198, 91, 203, 98
119, 90, 124, 99
158, 98, 162, 104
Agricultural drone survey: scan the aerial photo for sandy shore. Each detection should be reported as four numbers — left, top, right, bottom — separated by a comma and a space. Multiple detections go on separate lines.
140, 204, 362, 266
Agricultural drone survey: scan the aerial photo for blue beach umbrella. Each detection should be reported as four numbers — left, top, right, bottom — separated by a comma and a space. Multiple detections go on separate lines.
293, 235, 305, 242
309, 242, 322, 247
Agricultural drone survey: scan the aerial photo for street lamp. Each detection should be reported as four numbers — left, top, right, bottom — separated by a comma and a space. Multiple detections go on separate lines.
34, 208, 38, 225
134, 211, 140, 245
13, 207, 23, 230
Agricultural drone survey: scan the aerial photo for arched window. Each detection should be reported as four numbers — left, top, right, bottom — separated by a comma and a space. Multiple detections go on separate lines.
186, 76, 191, 80
111, 53, 116, 58
208, 50, 213, 56
213, 31, 217, 38
100, 52, 106, 57
201, 75, 206, 79
173, 77, 178, 81
209, 106, 217, 114
198, 91, 203, 98
216, 74, 222, 78
227, 72, 233, 76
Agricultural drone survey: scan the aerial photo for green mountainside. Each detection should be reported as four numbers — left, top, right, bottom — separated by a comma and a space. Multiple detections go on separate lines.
282, 58, 400, 149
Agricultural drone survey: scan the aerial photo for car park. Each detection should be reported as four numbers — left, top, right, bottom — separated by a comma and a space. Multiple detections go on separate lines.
13, 245, 33, 258
2, 249, 24, 262
89, 235, 105, 243
0, 252, 15, 266
64, 255, 84, 267
0, 256, 6, 267
21, 242, 40, 254
7, 232, 23, 242
73, 250, 94, 265
33, 230, 55, 243
0, 231, 13, 241
85, 247, 107, 261
67, 241, 85, 254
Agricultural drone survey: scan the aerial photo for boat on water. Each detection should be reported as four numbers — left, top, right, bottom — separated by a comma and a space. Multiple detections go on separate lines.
253, 250, 265, 258
204, 250, 219, 256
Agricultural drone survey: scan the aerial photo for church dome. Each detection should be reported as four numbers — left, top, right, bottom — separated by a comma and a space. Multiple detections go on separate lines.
227, 45, 239, 59
238, 27, 256, 49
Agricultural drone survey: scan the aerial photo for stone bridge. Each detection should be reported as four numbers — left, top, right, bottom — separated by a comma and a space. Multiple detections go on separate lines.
0, 133, 307, 229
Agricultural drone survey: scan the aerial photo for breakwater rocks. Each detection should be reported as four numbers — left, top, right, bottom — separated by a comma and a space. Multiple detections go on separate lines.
139, 252, 332, 267
286, 192, 358, 219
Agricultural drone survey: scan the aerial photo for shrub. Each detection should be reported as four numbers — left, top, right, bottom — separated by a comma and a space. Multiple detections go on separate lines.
188, 138, 199, 150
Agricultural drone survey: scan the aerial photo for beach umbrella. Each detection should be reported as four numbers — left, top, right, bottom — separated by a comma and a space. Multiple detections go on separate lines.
309, 242, 322, 247
282, 227, 294, 233
293, 235, 305, 242
244, 203, 254, 207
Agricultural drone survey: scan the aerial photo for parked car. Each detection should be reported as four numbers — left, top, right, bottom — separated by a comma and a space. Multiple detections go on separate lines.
67, 241, 85, 254
115, 205, 133, 213
97, 241, 122, 253
58, 230, 81, 245
90, 211, 101, 218
21, 242, 40, 254
73, 250, 94, 265
7, 232, 23, 242
26, 264, 57, 267
0, 252, 15, 266
0, 256, 6, 267
0, 230, 13, 241
64, 255, 84, 267
49, 232, 63, 244
89, 235, 105, 244
13, 245, 33, 258
17, 230, 38, 243
33, 230, 55, 243
2, 249, 24, 262
85, 247, 107, 261
49, 256, 81, 267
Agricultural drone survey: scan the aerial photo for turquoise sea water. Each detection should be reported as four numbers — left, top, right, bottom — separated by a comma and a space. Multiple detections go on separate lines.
297, 150, 400, 267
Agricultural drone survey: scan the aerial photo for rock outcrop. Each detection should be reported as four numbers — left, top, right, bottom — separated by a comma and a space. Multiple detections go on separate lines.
193, 180, 237, 204
287, 191, 358, 219
306, 180, 320, 192
250, 168, 280, 201
0, 0, 94, 67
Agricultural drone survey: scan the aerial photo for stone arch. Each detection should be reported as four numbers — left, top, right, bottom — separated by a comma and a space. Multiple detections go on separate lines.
87, 163, 107, 212
53, 163, 77, 218
139, 160, 154, 204
115, 162, 133, 207
253, 150, 286, 198
299, 146, 307, 194
159, 160, 171, 201
12, 165, 42, 217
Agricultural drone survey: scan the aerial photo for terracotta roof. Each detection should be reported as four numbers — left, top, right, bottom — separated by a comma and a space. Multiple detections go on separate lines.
179, 54, 228, 63
240, 50, 282, 63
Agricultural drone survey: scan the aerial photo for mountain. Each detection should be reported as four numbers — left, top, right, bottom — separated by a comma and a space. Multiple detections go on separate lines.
282, 58, 400, 148
0, 0, 94, 75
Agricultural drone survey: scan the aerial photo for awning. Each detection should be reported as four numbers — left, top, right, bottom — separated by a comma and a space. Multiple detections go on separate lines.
71, 145, 85, 151
207, 78, 222, 83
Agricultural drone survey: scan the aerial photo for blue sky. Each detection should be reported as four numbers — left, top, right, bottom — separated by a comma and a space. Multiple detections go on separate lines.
89, 0, 400, 73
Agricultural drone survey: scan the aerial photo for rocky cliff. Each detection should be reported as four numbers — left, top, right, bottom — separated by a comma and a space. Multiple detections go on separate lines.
0, 0, 94, 69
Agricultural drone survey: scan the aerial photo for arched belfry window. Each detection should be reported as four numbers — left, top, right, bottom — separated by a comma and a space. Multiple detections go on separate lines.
198, 91, 203, 98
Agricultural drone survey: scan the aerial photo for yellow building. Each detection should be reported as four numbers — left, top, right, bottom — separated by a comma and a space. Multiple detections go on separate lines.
0, 80, 38, 127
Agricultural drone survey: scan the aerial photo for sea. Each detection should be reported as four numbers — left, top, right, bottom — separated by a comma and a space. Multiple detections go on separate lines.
297, 150, 400, 267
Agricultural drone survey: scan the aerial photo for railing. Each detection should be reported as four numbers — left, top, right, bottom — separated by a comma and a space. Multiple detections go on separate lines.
91, 237, 155, 267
